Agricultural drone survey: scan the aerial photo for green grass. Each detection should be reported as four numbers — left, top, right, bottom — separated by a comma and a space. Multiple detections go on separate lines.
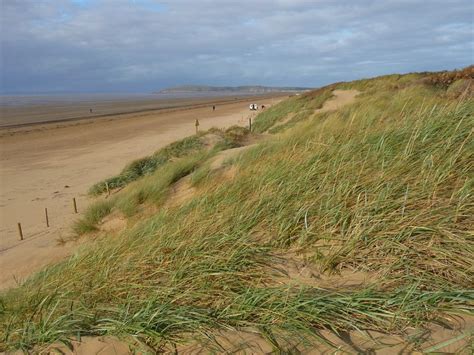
72, 199, 115, 234
75, 150, 210, 231
89, 135, 205, 195
1, 68, 473, 352
252, 86, 334, 133
190, 162, 212, 187
89, 126, 251, 196
268, 89, 334, 134
75, 126, 253, 232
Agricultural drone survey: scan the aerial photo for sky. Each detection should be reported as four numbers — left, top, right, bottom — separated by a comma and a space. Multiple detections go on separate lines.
1, 0, 473, 93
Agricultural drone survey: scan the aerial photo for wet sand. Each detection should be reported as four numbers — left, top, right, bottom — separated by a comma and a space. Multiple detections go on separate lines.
0, 94, 276, 128
0, 95, 284, 289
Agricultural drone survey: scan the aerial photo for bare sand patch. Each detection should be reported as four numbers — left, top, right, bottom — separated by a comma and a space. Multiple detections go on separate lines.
164, 175, 196, 209
38, 336, 134, 355
54, 316, 472, 354
314, 89, 359, 114
209, 145, 253, 170
98, 211, 127, 233
269, 252, 375, 289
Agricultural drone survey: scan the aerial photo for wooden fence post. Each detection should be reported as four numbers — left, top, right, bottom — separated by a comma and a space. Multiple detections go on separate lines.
17, 223, 23, 240
73, 198, 78, 213
45, 207, 49, 227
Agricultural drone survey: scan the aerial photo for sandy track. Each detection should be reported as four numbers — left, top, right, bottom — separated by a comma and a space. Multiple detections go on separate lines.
315, 89, 359, 113
0, 96, 282, 290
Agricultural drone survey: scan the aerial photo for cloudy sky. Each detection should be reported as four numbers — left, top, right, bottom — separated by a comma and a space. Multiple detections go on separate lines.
1, 0, 473, 93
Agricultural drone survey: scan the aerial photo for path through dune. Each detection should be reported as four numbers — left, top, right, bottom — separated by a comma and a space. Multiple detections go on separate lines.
314, 89, 359, 113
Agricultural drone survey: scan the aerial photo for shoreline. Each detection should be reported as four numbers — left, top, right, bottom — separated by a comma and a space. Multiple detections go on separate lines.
0, 93, 286, 131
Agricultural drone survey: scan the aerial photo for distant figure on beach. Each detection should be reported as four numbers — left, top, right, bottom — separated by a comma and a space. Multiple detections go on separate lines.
195, 119, 200, 133
213, 105, 216, 111
90, 108, 93, 113
261, 105, 265, 110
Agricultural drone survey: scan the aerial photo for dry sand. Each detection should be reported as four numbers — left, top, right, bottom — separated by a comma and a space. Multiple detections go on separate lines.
315, 89, 359, 112
0, 95, 283, 290
39, 315, 474, 354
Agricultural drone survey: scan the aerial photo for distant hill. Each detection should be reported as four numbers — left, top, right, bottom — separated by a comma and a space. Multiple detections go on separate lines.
156, 85, 312, 94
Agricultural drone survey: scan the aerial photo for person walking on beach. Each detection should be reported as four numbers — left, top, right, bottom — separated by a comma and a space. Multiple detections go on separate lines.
195, 119, 200, 134
213, 105, 216, 111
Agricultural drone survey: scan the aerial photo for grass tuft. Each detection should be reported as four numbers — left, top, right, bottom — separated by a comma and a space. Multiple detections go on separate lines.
89, 135, 205, 195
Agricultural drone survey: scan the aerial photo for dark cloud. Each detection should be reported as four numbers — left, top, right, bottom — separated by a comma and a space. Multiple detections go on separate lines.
1, 0, 473, 93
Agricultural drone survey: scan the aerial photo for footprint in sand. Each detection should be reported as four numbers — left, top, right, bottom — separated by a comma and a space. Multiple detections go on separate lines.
31, 197, 46, 202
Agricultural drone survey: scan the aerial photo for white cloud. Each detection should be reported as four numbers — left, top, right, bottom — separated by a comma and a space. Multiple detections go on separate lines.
1, 0, 472, 92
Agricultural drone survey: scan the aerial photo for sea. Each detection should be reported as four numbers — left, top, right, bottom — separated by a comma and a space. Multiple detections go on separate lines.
0, 92, 244, 107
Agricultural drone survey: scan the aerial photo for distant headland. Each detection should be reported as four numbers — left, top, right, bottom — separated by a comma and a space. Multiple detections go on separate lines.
155, 85, 312, 94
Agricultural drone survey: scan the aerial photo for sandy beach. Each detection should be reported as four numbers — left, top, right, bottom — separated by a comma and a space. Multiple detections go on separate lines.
0, 94, 279, 128
0, 95, 284, 289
